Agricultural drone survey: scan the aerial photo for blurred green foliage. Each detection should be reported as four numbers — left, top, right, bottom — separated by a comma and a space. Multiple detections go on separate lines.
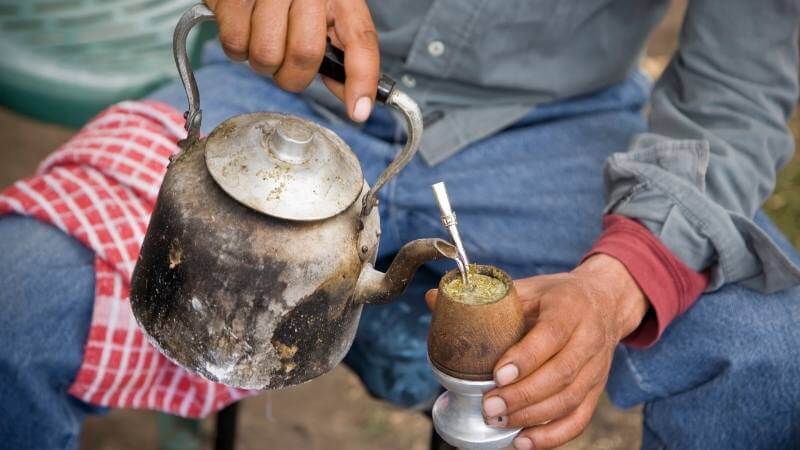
764, 112, 800, 249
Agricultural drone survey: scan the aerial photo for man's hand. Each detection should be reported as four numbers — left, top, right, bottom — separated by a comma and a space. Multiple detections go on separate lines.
205, 0, 379, 122
426, 255, 648, 449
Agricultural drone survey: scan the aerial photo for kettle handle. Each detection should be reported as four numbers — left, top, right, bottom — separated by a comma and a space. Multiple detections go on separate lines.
174, 4, 422, 218
173, 4, 215, 144
359, 88, 422, 220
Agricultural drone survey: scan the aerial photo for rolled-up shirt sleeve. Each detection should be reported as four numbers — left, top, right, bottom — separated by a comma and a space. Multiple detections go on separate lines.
605, 0, 800, 292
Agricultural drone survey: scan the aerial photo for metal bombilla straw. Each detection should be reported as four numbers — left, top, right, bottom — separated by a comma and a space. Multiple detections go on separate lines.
431, 182, 471, 286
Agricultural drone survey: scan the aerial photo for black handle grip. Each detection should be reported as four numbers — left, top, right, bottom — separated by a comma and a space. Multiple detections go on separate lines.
318, 40, 395, 104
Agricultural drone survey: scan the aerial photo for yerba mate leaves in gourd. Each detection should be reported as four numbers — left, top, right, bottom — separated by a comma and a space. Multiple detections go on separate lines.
442, 269, 507, 305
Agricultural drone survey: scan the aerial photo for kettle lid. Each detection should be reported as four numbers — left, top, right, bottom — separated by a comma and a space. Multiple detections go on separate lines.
205, 113, 363, 221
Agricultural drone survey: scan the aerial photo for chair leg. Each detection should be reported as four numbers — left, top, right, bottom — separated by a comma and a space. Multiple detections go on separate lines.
157, 413, 204, 450
430, 427, 458, 450
215, 402, 239, 450
425, 409, 457, 450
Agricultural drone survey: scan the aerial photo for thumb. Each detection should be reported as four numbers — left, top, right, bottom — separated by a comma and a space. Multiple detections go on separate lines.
512, 275, 565, 325
425, 289, 437, 311
513, 273, 566, 300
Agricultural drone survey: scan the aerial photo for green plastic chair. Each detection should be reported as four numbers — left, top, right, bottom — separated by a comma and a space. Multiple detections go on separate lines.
0, 0, 214, 127
1, 2, 227, 448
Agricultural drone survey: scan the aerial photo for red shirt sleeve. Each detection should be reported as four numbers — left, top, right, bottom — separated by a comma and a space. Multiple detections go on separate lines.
584, 215, 709, 348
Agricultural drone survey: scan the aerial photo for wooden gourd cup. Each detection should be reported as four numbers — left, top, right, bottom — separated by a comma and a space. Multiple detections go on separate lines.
428, 264, 527, 450
428, 264, 526, 380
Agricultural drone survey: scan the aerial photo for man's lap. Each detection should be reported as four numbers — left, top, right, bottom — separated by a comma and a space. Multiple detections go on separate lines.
4, 50, 799, 446
334, 68, 657, 406
153, 58, 800, 447
608, 213, 800, 449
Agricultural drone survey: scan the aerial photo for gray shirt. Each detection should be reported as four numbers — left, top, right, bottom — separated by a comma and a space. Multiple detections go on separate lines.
306, 0, 800, 292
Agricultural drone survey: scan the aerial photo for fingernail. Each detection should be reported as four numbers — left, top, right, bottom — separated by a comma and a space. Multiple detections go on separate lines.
352, 97, 372, 122
513, 436, 534, 450
483, 396, 507, 417
495, 364, 519, 386
485, 415, 508, 428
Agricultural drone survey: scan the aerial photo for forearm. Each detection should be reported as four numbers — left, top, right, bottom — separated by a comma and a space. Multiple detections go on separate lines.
586, 215, 709, 347
604, 0, 800, 292
571, 253, 648, 341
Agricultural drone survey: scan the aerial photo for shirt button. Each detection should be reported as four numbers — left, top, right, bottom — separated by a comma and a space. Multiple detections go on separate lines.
428, 40, 445, 57
401, 74, 416, 88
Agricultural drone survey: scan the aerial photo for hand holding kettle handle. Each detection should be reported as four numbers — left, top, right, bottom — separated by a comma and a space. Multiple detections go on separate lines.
173, 4, 422, 220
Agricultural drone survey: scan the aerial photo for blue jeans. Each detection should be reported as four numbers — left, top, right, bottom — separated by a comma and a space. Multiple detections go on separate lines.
0, 215, 105, 449
3, 46, 800, 449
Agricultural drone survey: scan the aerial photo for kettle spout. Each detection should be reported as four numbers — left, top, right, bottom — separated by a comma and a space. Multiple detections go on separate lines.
354, 238, 458, 305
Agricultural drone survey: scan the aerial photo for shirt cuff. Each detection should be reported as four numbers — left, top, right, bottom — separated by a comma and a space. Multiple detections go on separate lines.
583, 214, 709, 348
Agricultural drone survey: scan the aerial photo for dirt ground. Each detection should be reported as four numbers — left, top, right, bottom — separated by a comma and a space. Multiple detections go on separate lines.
4, 1, 771, 449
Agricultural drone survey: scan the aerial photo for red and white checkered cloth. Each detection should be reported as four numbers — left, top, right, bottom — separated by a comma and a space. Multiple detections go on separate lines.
0, 101, 255, 417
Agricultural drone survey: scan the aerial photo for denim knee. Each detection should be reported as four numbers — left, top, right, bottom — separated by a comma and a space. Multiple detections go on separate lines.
0, 215, 94, 360
0, 215, 99, 448
608, 282, 800, 449
0, 215, 95, 383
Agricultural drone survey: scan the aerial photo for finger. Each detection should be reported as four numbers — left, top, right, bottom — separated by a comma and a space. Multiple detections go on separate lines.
205, 0, 219, 9
327, 27, 343, 48
248, 0, 291, 75
321, 76, 345, 102
486, 326, 595, 415
504, 357, 608, 428
491, 312, 576, 389
273, 0, 327, 92
512, 277, 543, 300
329, 0, 379, 121
214, 0, 256, 61
425, 289, 437, 310
511, 383, 604, 450
513, 274, 567, 300
511, 276, 565, 327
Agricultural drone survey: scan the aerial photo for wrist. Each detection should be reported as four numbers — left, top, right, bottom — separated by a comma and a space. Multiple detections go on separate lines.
573, 254, 649, 340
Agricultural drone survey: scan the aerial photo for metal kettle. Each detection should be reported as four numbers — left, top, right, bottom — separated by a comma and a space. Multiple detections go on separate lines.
130, 4, 455, 390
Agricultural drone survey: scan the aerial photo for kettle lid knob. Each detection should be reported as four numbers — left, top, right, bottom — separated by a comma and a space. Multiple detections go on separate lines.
270, 118, 314, 164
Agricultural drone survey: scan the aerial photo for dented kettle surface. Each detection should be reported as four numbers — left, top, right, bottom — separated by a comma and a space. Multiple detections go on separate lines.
131, 137, 378, 389
129, 4, 451, 391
